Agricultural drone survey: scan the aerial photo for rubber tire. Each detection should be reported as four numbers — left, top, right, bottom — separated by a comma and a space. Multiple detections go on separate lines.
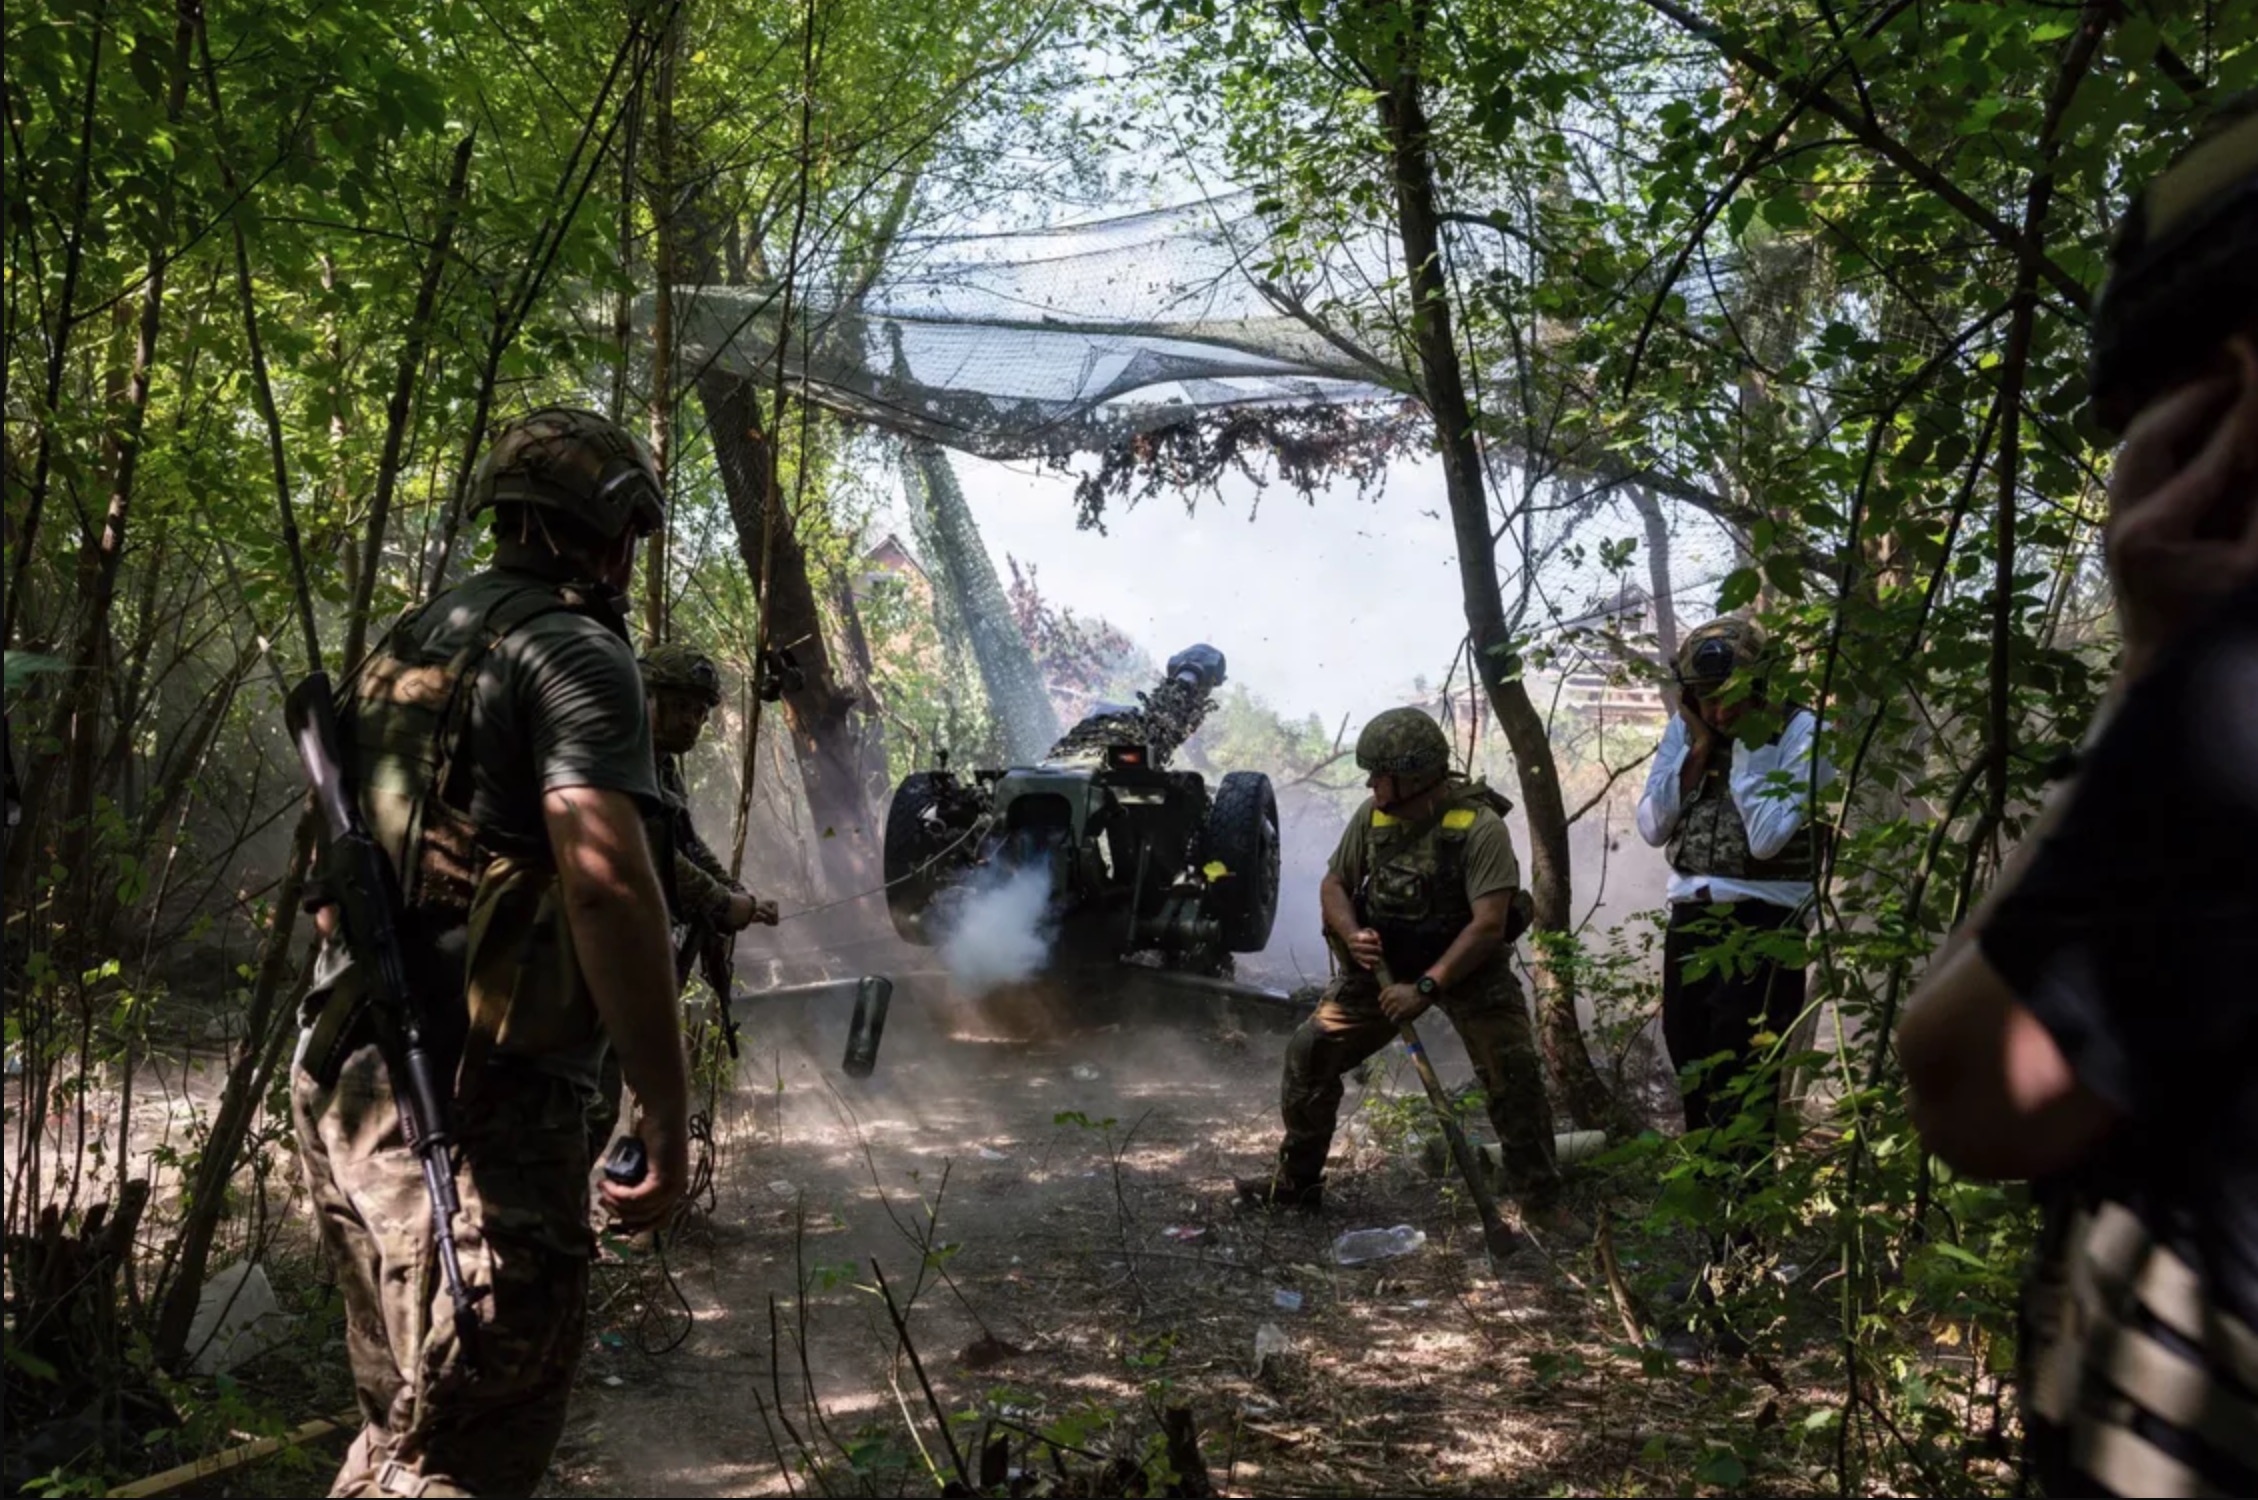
883, 772, 957, 946
1204, 771, 1280, 953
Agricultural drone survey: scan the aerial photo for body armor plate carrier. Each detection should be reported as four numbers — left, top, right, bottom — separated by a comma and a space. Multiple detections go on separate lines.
1354, 779, 1529, 979
1664, 713, 1824, 887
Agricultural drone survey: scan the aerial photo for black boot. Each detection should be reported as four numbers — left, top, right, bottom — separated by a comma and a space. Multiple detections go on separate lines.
1234, 1173, 1324, 1212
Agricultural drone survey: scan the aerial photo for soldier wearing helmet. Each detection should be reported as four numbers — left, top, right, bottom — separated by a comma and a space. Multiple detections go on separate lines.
1636, 615, 1830, 1334
292, 407, 688, 1496
1237, 705, 1562, 1216
1900, 99, 2258, 1497
639, 642, 775, 936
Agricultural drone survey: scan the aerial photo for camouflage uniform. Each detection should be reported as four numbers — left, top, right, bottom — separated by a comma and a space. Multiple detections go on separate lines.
293, 408, 664, 1498
1273, 780, 1562, 1207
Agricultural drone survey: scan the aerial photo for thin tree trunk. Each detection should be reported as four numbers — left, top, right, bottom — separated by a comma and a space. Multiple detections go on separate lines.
41, 1, 193, 940
643, 6, 681, 641
699, 368, 884, 895
342, 134, 475, 673
150, 820, 312, 1369
3, 4, 108, 648
1375, 19, 1625, 1133
1629, 484, 1681, 714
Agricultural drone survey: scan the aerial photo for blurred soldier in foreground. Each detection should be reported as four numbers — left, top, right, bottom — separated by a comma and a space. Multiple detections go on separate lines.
587, 642, 776, 1155
1900, 101, 2258, 1496
1237, 707, 1561, 1215
1636, 620, 1830, 1165
294, 407, 686, 1497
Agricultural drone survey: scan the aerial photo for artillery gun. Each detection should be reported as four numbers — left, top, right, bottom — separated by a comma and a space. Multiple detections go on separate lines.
880, 644, 1281, 978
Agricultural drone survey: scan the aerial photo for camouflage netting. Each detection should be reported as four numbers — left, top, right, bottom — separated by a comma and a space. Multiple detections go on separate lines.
654, 193, 1406, 461
900, 440, 1060, 762
1046, 646, 1225, 768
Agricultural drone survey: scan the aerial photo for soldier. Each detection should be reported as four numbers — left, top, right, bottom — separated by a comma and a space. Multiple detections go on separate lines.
293, 407, 687, 1498
1901, 101, 2258, 1497
1635, 618, 1829, 1154
1237, 707, 1562, 1216
584, 643, 777, 1157
639, 642, 775, 936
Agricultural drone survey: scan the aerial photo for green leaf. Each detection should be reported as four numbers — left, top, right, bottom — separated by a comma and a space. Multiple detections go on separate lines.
1695, 1447, 1747, 1487
1717, 568, 1760, 611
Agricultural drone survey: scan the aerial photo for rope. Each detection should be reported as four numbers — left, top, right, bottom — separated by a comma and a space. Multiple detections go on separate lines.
769, 819, 984, 923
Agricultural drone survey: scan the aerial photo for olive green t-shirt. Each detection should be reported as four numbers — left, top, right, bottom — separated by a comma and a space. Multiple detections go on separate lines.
317, 561, 659, 1092
456, 564, 662, 855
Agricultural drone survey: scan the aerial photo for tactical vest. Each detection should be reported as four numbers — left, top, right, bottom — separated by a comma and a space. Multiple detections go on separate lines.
2024, 1196, 2258, 1495
1665, 727, 1821, 887
348, 574, 603, 912
306, 572, 624, 1086
1355, 779, 1526, 980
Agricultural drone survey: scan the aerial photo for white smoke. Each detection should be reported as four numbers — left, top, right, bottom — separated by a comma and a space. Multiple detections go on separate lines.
938, 864, 1057, 993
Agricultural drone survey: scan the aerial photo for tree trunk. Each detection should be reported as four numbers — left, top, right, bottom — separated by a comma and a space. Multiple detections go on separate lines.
3, 11, 107, 648
150, 819, 312, 1370
40, 3, 194, 939
697, 368, 885, 895
1629, 484, 1682, 714
642, 7, 681, 641
342, 134, 475, 673
1375, 33, 1624, 1133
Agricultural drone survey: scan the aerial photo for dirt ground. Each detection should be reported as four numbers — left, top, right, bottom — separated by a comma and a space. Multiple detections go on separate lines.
533, 972, 1780, 1498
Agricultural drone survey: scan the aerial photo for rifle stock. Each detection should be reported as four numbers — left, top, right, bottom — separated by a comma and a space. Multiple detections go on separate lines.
285, 672, 483, 1366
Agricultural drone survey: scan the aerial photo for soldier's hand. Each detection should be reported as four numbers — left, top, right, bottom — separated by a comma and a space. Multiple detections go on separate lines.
1679, 696, 1716, 752
2107, 337, 2258, 680
1379, 982, 1431, 1025
601, 1111, 689, 1230
723, 891, 778, 930
1345, 927, 1385, 971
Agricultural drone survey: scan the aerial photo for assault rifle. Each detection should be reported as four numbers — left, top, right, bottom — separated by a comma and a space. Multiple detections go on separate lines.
674, 890, 778, 1059
676, 915, 743, 1059
286, 674, 482, 1366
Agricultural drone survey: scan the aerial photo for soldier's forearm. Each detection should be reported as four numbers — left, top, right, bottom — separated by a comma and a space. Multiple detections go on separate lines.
1427, 894, 1512, 989
544, 788, 689, 1130
1319, 874, 1362, 944
679, 819, 732, 884
674, 851, 736, 921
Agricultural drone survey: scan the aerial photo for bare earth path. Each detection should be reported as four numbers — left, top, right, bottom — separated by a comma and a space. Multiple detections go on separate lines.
543, 982, 1693, 1497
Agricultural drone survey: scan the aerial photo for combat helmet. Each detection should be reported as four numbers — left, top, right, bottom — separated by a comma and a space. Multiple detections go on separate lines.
641, 642, 722, 707
1676, 617, 1769, 693
469, 406, 665, 539
1355, 707, 1453, 780
2089, 97, 2258, 434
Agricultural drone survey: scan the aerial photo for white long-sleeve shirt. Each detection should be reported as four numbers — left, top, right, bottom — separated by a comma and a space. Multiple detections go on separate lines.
1636, 707, 1830, 909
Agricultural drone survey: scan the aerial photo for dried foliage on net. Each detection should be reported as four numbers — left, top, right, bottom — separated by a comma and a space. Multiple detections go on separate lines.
1007, 558, 1142, 717
1064, 401, 1423, 532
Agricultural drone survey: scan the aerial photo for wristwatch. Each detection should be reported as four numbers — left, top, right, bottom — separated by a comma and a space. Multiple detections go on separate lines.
1415, 974, 1441, 999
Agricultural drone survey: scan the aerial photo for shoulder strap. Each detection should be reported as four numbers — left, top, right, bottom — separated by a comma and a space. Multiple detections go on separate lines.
431, 582, 598, 809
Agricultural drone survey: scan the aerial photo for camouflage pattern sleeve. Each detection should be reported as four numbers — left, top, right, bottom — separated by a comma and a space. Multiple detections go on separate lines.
655, 752, 739, 922
673, 844, 736, 923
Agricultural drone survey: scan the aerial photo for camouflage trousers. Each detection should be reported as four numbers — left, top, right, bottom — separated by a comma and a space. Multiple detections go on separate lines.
585, 1046, 624, 1164
294, 1043, 594, 1498
1273, 966, 1561, 1207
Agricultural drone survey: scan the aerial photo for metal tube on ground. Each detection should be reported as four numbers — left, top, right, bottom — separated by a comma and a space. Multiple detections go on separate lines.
1107, 962, 1317, 1017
